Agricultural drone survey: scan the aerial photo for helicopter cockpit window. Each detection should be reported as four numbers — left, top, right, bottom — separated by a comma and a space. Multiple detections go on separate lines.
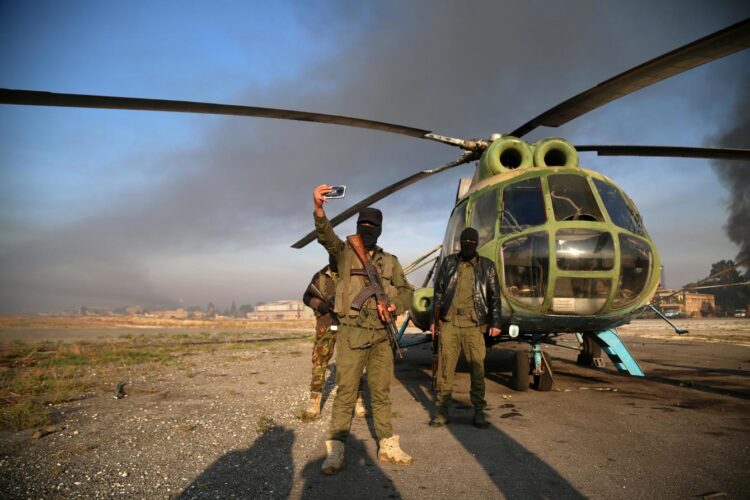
548, 174, 604, 222
613, 234, 652, 308
470, 189, 497, 247
593, 178, 645, 236
443, 201, 467, 255
502, 232, 549, 307
555, 229, 614, 271
500, 177, 546, 234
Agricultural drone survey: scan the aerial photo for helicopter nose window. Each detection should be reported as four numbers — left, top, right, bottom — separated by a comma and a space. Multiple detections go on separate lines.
555, 229, 614, 271
548, 174, 604, 222
501, 177, 546, 234
552, 278, 611, 315
613, 234, 653, 308
470, 188, 498, 247
593, 178, 645, 236
502, 232, 549, 307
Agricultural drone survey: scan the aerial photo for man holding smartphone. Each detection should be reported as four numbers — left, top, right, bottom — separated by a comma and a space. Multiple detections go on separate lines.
312, 184, 414, 475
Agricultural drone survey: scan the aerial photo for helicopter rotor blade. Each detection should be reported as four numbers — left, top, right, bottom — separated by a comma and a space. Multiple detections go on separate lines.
510, 18, 750, 138
575, 145, 750, 161
0, 88, 483, 151
290, 151, 478, 249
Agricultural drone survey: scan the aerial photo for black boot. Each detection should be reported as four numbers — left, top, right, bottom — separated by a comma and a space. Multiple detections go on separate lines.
473, 409, 489, 429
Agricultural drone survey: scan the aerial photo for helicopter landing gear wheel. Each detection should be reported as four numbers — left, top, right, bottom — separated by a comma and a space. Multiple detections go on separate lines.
510, 350, 530, 391
577, 333, 605, 367
532, 351, 554, 391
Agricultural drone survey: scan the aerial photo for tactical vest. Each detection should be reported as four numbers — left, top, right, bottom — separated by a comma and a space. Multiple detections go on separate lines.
335, 242, 398, 319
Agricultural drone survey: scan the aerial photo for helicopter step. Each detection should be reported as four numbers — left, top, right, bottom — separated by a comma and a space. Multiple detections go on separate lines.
590, 329, 644, 377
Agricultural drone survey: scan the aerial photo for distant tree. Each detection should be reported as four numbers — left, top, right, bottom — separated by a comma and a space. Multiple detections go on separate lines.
703, 260, 750, 314
206, 302, 217, 318
187, 305, 202, 312
230, 301, 238, 318
238, 304, 254, 315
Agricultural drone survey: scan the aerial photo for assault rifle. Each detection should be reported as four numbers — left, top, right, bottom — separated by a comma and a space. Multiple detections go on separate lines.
346, 234, 403, 359
432, 304, 440, 391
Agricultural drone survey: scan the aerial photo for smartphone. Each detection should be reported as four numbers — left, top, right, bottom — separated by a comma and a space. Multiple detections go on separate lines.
323, 185, 347, 199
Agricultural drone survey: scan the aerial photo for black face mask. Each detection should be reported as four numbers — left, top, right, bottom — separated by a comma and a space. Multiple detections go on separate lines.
460, 240, 478, 260
357, 223, 382, 250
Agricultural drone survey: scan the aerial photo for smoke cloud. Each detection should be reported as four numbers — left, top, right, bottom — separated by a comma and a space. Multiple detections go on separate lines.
712, 77, 750, 263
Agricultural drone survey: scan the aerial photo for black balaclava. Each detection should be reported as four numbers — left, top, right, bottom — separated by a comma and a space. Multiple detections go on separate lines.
357, 207, 383, 250
459, 227, 479, 260
328, 253, 338, 274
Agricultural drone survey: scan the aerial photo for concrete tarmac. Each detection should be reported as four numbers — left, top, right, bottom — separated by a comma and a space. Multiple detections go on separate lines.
304, 322, 750, 499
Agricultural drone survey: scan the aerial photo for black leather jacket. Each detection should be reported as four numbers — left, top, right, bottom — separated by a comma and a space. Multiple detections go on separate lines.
433, 254, 502, 329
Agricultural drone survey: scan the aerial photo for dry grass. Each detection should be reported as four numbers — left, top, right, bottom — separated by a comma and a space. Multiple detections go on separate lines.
0, 332, 308, 431
0, 315, 314, 330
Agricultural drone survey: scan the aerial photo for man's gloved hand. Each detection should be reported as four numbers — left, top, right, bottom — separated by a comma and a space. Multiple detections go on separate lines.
316, 301, 330, 315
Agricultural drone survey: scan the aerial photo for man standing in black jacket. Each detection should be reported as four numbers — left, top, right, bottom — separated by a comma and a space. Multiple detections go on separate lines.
430, 227, 502, 429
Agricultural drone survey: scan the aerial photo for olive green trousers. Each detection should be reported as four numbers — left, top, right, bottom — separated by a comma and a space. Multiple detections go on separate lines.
329, 325, 393, 442
436, 322, 487, 410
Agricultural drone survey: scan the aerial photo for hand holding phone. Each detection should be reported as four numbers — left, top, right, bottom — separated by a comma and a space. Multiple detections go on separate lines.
323, 185, 346, 199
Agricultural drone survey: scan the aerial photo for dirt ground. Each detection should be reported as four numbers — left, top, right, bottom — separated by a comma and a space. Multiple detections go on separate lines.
1, 318, 749, 499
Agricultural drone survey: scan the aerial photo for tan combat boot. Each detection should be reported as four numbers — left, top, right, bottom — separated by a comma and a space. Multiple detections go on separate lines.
354, 391, 367, 418
302, 392, 322, 422
321, 440, 345, 475
377, 435, 413, 465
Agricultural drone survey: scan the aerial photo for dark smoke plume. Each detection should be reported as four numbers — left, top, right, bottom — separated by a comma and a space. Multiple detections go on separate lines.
712, 77, 750, 262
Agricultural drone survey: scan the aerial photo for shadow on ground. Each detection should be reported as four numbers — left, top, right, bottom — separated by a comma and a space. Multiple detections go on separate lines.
177, 426, 294, 499
397, 345, 585, 499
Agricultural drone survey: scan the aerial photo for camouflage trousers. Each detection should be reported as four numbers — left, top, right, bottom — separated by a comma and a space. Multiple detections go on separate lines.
310, 324, 336, 394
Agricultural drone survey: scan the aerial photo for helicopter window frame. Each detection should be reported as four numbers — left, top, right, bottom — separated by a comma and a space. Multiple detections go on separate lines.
592, 178, 646, 236
500, 176, 547, 234
500, 231, 550, 310
613, 233, 653, 309
547, 173, 605, 222
469, 188, 498, 248
443, 200, 468, 256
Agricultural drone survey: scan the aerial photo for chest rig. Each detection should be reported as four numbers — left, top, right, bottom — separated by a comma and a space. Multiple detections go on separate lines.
335, 242, 397, 318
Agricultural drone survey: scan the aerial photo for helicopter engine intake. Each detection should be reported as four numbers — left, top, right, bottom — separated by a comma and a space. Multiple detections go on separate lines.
533, 137, 579, 167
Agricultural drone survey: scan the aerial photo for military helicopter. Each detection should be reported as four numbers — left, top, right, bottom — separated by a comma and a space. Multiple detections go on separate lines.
2, 18, 749, 391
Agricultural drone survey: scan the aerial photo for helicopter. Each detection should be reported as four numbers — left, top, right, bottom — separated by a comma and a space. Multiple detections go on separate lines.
2, 18, 749, 392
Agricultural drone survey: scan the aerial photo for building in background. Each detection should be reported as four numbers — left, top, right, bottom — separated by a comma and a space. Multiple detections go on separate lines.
653, 290, 716, 318
247, 300, 314, 321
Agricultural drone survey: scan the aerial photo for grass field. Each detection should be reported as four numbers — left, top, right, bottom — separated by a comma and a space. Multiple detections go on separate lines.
0, 323, 312, 431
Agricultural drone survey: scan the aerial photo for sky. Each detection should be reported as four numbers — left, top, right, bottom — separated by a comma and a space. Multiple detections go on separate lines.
0, 0, 749, 313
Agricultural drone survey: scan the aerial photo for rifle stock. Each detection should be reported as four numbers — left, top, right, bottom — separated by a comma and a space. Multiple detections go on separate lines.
345, 234, 403, 359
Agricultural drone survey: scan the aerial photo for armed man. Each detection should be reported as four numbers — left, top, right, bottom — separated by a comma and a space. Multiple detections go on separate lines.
301, 254, 367, 421
313, 184, 414, 475
430, 227, 502, 429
